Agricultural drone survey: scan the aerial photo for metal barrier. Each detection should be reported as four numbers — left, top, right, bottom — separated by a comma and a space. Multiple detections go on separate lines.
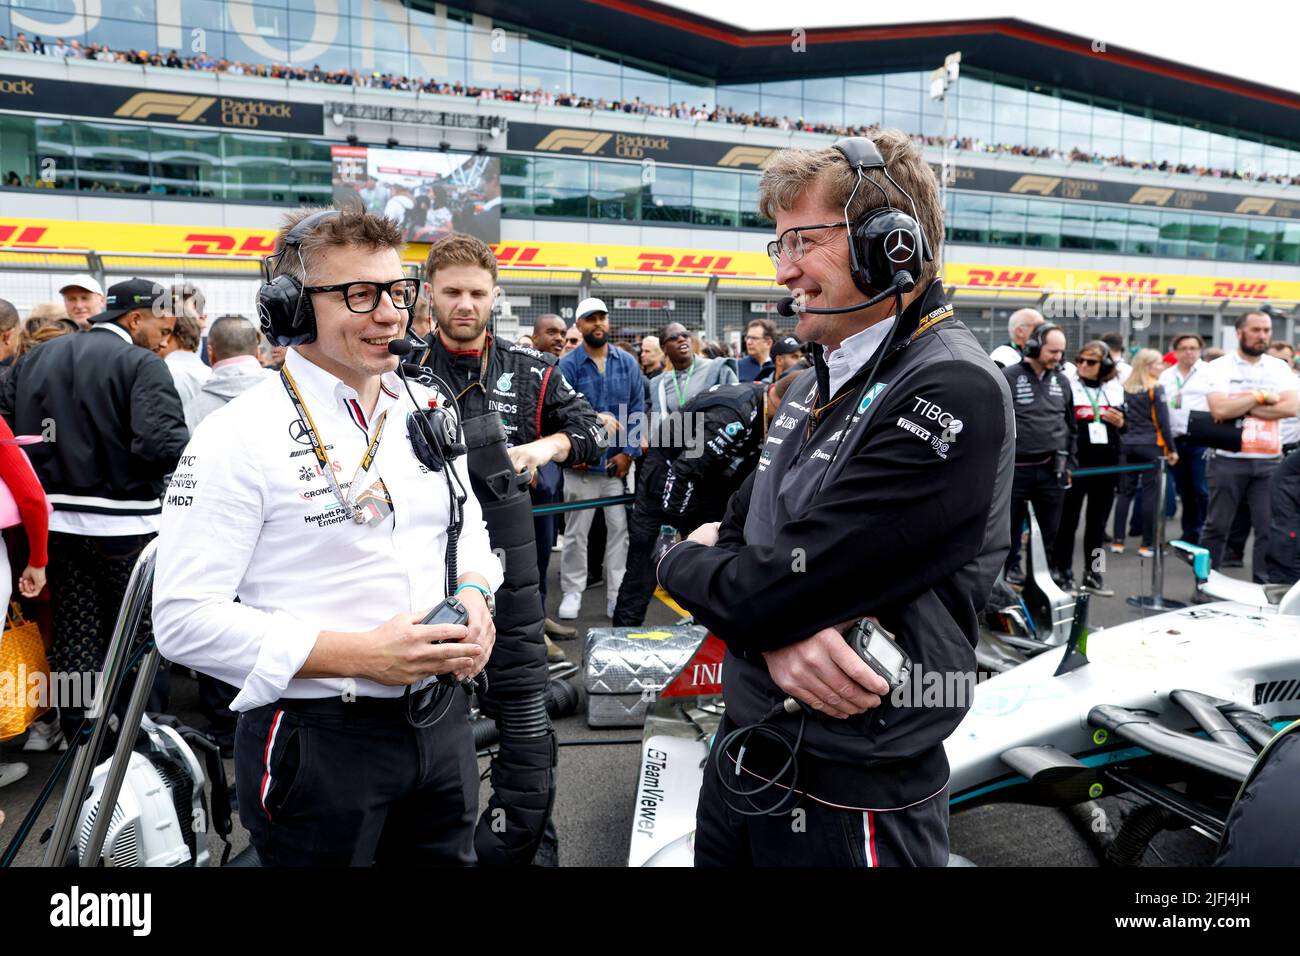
42, 540, 160, 867
1025, 458, 1183, 610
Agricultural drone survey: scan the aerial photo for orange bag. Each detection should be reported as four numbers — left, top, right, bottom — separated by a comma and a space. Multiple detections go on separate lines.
0, 602, 51, 741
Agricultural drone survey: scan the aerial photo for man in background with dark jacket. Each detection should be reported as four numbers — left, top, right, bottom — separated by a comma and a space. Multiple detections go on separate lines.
414, 234, 604, 865
0, 278, 188, 742
613, 380, 771, 627
1000, 324, 1076, 585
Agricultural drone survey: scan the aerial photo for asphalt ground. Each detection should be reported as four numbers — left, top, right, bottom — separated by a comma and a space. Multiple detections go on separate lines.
0, 515, 1248, 868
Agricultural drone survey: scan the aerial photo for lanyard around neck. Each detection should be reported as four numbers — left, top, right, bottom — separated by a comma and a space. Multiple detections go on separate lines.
671, 360, 696, 408
280, 366, 389, 525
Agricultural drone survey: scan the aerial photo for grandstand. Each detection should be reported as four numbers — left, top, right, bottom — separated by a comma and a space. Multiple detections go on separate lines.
2, 0, 1299, 351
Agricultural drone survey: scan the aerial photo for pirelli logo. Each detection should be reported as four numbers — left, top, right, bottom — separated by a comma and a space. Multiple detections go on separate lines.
533, 130, 613, 154
1009, 175, 1061, 196
113, 92, 216, 123
717, 147, 777, 169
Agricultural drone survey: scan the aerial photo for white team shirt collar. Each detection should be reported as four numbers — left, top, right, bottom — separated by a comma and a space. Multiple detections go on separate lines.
825, 315, 897, 398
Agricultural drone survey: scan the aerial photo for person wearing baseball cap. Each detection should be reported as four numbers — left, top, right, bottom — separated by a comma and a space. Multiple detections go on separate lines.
0, 276, 188, 748
58, 274, 105, 331
557, 295, 643, 620
771, 334, 809, 380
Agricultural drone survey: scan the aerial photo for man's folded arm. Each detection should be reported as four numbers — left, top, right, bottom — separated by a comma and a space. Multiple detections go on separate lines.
658, 363, 1007, 652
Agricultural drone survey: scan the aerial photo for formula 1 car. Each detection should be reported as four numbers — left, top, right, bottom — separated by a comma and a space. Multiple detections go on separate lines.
627, 525, 1300, 867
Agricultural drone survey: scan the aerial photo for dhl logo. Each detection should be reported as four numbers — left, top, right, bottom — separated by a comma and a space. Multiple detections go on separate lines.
636, 253, 741, 275
1130, 187, 1176, 206
0, 225, 53, 248
491, 245, 553, 268
717, 147, 777, 169
1211, 281, 1270, 299
533, 130, 613, 154
181, 233, 277, 255
1009, 175, 1061, 196
1098, 276, 1162, 292
114, 92, 216, 123
966, 269, 1040, 287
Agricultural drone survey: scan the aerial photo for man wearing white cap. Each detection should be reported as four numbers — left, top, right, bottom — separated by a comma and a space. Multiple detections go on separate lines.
556, 297, 643, 619
59, 274, 106, 331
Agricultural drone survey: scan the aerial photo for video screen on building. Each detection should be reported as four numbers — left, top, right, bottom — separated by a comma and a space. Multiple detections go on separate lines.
330, 145, 500, 245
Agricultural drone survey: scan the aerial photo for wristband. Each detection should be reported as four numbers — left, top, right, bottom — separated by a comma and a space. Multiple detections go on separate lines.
455, 583, 495, 616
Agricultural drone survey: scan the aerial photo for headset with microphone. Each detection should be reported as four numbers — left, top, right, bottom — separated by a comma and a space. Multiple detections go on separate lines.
387, 338, 466, 471
776, 136, 932, 319
1023, 323, 1064, 361
256, 208, 419, 347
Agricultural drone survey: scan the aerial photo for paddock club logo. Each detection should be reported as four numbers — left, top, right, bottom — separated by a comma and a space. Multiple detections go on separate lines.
113, 92, 294, 129
0, 75, 321, 134
510, 123, 776, 169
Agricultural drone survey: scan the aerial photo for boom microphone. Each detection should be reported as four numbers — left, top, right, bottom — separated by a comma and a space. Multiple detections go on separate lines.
776, 272, 913, 317
387, 338, 413, 357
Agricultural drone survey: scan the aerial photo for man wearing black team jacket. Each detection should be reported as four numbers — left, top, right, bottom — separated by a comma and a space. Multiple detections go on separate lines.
411, 233, 604, 865
1000, 324, 1076, 584
658, 130, 1013, 867
612, 380, 770, 627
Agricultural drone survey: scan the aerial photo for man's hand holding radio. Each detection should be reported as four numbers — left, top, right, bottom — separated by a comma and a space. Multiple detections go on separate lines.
762, 625, 891, 719
455, 584, 496, 682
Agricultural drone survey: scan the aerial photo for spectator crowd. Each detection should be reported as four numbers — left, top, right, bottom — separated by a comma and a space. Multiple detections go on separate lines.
2, 33, 1297, 188
991, 306, 1300, 597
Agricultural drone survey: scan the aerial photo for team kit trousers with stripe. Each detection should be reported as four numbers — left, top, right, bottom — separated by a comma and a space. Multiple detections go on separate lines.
694, 722, 950, 867
234, 693, 479, 866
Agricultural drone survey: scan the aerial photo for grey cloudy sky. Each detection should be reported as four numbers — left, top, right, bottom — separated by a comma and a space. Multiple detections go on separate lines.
656, 0, 1296, 95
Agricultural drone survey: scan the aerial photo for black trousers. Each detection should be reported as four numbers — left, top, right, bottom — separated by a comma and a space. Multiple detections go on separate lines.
695, 723, 949, 867
1201, 455, 1278, 580
1050, 469, 1117, 576
1113, 445, 1161, 547
47, 531, 157, 739
611, 504, 663, 628
1006, 461, 1065, 571
235, 693, 478, 866
1172, 437, 1210, 544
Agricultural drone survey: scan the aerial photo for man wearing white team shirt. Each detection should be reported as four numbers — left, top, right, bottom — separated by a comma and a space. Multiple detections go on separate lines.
1199, 311, 1299, 579
990, 308, 1044, 368
1158, 334, 1212, 544
153, 207, 503, 866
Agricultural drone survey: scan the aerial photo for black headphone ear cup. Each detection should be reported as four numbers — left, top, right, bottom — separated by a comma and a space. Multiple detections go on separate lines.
852, 208, 925, 296
256, 273, 317, 347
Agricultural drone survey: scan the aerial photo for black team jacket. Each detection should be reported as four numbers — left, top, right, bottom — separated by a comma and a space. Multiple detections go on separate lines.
658, 281, 1015, 808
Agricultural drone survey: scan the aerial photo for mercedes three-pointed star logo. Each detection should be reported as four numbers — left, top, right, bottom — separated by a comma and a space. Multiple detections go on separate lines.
884, 228, 916, 265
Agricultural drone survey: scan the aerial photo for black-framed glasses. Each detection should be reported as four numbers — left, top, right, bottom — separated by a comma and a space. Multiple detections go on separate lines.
766, 222, 843, 270
1076, 357, 1100, 366
662, 332, 688, 344
304, 278, 420, 313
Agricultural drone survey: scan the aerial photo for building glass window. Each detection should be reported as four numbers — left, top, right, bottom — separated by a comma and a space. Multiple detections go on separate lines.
73, 122, 151, 193
149, 128, 222, 197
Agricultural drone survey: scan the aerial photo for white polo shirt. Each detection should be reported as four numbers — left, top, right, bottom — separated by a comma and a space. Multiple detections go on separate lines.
1203, 351, 1299, 459
1157, 359, 1211, 439
152, 348, 503, 711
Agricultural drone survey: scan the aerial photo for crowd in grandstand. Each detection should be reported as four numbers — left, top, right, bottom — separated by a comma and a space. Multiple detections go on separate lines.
3, 32, 1298, 187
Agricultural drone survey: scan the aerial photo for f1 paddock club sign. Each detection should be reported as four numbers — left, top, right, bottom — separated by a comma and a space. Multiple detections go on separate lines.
507, 122, 780, 170
950, 165, 1300, 221
0, 75, 322, 134
506, 123, 1300, 221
